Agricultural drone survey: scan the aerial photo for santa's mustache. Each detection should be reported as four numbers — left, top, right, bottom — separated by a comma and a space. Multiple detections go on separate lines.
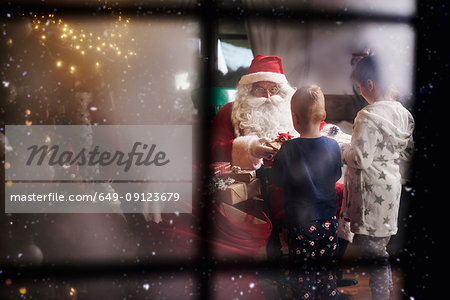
245, 94, 285, 108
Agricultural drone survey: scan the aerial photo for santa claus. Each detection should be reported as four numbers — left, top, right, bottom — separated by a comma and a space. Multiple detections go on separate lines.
211, 55, 298, 168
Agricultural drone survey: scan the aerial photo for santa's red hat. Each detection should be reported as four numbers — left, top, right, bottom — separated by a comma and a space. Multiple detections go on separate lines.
239, 55, 288, 85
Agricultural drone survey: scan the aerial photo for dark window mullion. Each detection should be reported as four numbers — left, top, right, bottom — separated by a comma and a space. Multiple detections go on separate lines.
198, 1, 218, 299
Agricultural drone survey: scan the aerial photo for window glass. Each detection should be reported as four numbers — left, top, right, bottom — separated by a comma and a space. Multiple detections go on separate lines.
1, 16, 200, 263
219, 40, 253, 74
1, 1, 422, 300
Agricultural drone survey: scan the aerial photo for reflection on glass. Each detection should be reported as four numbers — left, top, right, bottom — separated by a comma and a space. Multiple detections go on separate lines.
1, 16, 200, 264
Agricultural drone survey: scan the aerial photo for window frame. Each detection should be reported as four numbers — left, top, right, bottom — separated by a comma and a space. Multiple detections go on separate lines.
1, 1, 435, 299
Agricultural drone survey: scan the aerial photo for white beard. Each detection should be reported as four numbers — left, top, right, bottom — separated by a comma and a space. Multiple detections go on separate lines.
231, 84, 297, 139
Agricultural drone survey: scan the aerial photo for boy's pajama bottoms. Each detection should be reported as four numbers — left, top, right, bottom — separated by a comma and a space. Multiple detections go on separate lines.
287, 217, 339, 299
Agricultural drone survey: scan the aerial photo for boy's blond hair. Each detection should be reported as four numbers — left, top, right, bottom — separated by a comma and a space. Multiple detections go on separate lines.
291, 84, 326, 126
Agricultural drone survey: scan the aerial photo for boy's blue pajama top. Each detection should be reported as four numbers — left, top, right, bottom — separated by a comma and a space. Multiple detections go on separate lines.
271, 136, 342, 225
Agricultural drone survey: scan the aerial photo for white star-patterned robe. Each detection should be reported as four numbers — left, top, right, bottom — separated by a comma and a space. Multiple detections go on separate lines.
340, 101, 414, 237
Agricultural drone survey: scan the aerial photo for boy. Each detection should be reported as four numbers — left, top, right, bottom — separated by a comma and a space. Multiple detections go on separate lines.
271, 85, 341, 299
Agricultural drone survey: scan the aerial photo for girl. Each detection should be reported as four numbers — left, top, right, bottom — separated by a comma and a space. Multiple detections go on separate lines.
340, 52, 414, 300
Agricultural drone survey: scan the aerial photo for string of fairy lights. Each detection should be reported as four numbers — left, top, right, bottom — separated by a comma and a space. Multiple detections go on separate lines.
31, 12, 137, 73
1, 9, 138, 127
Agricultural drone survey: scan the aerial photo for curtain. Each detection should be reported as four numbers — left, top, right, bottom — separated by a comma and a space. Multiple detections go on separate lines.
242, 0, 415, 96
245, 18, 312, 90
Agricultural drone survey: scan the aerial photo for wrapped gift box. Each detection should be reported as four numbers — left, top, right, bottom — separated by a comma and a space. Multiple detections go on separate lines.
222, 169, 256, 183
265, 132, 294, 151
215, 178, 261, 205
219, 202, 267, 224
216, 181, 247, 205
209, 162, 232, 177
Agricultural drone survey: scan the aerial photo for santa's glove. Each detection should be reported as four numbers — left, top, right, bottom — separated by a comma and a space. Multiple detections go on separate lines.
249, 137, 276, 160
